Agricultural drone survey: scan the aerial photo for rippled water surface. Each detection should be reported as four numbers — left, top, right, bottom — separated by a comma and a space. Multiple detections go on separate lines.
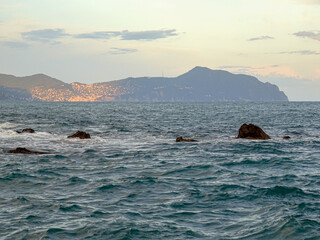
0, 102, 320, 239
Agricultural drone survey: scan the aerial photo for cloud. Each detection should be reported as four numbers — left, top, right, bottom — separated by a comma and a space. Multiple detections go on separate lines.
108, 47, 138, 55
120, 29, 178, 40
219, 65, 266, 70
218, 65, 301, 79
74, 29, 178, 41
19, 28, 179, 45
74, 31, 121, 39
248, 36, 274, 41
2, 41, 29, 49
21, 29, 69, 43
277, 50, 320, 55
293, 31, 320, 41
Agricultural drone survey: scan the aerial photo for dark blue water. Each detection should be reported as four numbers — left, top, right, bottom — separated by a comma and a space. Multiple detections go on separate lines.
0, 102, 320, 239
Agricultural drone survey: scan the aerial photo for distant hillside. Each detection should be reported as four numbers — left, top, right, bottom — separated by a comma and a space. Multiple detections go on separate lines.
0, 67, 288, 102
0, 86, 32, 101
105, 67, 288, 102
0, 73, 70, 90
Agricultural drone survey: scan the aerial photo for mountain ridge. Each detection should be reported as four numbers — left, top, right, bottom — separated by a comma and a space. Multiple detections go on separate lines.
0, 67, 288, 102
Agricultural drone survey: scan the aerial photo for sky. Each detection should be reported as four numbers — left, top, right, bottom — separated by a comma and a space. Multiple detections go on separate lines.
0, 0, 319, 101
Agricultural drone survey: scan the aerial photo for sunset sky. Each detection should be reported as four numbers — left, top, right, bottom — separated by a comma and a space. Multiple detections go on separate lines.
0, 0, 319, 100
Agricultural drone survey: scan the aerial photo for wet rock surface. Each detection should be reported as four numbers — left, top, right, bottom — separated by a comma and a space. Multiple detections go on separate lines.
67, 131, 91, 139
9, 147, 49, 154
16, 128, 35, 134
237, 124, 271, 140
176, 136, 199, 142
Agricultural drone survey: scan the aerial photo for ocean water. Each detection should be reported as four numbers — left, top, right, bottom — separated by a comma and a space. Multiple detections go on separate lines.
0, 102, 319, 240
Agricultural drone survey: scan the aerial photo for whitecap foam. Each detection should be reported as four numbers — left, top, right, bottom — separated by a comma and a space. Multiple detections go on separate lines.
0, 129, 19, 135
0, 122, 20, 130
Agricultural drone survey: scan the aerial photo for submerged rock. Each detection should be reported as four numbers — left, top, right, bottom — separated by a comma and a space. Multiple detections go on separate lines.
237, 124, 271, 140
16, 128, 35, 134
176, 136, 199, 142
67, 131, 91, 139
9, 147, 48, 154
283, 136, 291, 139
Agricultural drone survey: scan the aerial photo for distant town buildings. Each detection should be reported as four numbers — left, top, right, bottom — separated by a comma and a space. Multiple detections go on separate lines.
31, 83, 127, 102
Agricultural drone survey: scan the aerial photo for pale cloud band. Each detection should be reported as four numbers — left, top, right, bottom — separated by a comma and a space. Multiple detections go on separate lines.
293, 31, 320, 41
75, 29, 178, 41
74, 31, 121, 39
219, 65, 273, 70
108, 47, 138, 55
120, 30, 177, 40
277, 50, 320, 55
248, 36, 274, 41
21, 29, 69, 43
2, 41, 29, 49
21, 28, 179, 43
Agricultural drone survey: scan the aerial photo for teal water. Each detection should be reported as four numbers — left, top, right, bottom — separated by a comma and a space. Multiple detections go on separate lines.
0, 102, 319, 239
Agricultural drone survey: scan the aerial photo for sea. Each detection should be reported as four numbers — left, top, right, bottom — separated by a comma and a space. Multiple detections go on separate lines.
0, 102, 319, 240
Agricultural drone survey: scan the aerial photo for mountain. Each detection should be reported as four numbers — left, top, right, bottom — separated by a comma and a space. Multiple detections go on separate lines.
106, 67, 288, 101
0, 73, 72, 101
0, 73, 70, 90
0, 67, 288, 102
0, 86, 32, 101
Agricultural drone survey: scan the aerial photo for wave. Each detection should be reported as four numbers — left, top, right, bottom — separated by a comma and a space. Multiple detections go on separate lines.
0, 172, 36, 181
1, 102, 320, 240
255, 185, 320, 199
0, 122, 20, 129
240, 216, 320, 240
97, 184, 123, 192
58, 204, 83, 212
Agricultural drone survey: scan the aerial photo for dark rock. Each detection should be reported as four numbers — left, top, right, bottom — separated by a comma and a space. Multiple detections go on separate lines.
67, 131, 91, 139
176, 136, 199, 142
283, 136, 291, 139
237, 124, 271, 140
16, 128, 35, 134
9, 147, 48, 154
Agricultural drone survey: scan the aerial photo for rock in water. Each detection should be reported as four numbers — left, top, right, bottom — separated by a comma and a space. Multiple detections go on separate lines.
16, 128, 35, 134
283, 136, 291, 139
67, 131, 91, 139
9, 147, 48, 154
176, 136, 199, 142
237, 124, 271, 140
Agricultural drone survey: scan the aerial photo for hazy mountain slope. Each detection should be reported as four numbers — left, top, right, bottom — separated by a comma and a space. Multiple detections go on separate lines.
0, 67, 289, 102
0, 86, 32, 101
105, 66, 288, 102
0, 73, 71, 91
